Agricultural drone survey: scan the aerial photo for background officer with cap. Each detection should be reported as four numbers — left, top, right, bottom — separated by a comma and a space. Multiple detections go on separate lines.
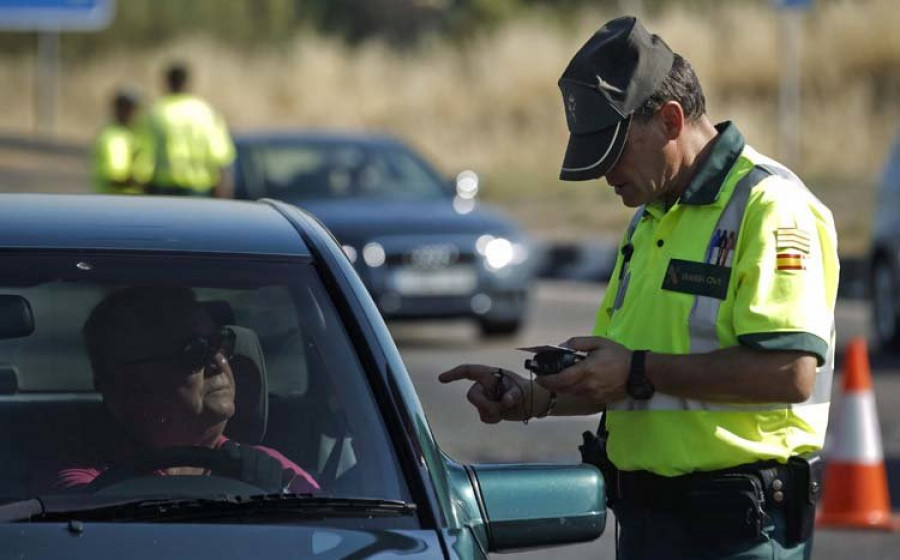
440, 15, 838, 560
136, 62, 235, 198
91, 88, 145, 195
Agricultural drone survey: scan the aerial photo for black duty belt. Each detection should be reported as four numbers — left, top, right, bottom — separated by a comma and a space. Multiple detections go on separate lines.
616, 460, 793, 510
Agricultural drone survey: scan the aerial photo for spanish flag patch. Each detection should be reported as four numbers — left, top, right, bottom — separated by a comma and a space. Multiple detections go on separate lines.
775, 228, 811, 255
777, 252, 805, 271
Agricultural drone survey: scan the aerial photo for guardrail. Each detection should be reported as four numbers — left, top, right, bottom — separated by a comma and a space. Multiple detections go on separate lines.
0, 132, 87, 158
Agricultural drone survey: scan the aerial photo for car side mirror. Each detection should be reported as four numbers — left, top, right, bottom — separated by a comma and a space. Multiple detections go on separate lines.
451, 170, 480, 214
0, 295, 34, 339
455, 170, 479, 200
470, 463, 606, 552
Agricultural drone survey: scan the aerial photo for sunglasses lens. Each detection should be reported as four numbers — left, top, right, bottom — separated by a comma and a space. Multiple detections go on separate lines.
182, 337, 214, 372
219, 327, 236, 360
181, 328, 236, 372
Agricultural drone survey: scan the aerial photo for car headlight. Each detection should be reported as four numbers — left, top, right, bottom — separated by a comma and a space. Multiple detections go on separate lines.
342, 245, 358, 264
362, 242, 386, 267
474, 235, 511, 270
485, 238, 514, 269
477, 235, 529, 271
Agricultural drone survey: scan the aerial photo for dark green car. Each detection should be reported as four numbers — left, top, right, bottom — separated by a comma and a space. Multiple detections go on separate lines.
0, 194, 605, 558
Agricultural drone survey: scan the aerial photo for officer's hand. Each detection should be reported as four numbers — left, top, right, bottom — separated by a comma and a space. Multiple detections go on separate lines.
535, 336, 630, 404
438, 365, 529, 423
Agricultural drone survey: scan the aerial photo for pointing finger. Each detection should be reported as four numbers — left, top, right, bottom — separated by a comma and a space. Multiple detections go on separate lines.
438, 364, 500, 385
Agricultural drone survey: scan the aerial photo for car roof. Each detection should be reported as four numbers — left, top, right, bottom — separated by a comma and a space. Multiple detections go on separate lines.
0, 194, 310, 257
233, 129, 404, 149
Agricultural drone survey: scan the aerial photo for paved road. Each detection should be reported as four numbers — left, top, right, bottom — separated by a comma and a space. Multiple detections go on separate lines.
390, 282, 900, 560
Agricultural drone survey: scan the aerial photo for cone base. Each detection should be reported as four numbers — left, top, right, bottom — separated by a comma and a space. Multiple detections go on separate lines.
818, 339, 900, 532
818, 462, 896, 531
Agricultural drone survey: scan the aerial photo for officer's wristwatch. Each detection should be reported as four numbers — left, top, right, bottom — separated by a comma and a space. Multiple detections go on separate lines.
626, 350, 655, 400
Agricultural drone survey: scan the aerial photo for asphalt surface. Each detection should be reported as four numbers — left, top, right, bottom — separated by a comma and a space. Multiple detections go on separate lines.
391, 282, 900, 560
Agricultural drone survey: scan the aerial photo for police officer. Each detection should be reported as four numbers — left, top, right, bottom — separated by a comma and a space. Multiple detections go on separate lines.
137, 62, 236, 198
439, 16, 837, 560
91, 89, 144, 194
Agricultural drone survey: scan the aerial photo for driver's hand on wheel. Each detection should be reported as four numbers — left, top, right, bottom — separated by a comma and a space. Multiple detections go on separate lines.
438, 364, 531, 423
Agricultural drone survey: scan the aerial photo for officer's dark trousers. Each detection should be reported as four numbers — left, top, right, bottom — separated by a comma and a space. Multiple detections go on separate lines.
614, 503, 812, 560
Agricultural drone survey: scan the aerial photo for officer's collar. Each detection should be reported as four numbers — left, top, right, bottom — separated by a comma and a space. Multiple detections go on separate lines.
676, 121, 745, 206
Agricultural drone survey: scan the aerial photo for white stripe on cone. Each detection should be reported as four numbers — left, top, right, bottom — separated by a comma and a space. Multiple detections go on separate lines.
828, 391, 884, 464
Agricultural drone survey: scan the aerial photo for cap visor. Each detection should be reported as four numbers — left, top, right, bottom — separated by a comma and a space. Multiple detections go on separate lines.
559, 117, 630, 181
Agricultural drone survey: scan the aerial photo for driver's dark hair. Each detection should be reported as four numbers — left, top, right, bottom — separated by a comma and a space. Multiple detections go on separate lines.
83, 286, 198, 387
633, 53, 706, 122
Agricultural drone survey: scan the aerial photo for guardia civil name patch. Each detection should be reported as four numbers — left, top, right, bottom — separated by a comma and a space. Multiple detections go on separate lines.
661, 259, 731, 300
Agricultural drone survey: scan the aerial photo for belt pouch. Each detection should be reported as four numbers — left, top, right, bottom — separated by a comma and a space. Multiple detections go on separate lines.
682, 473, 765, 544
785, 455, 823, 546
579, 430, 619, 506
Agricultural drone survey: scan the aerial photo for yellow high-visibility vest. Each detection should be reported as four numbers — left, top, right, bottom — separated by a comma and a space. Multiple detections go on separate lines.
91, 124, 142, 194
137, 94, 235, 194
595, 122, 839, 476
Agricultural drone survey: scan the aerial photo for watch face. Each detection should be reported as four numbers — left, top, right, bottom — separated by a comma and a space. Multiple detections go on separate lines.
628, 380, 654, 400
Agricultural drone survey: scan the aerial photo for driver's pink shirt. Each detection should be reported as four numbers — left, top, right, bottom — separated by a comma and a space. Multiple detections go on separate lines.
54, 435, 319, 493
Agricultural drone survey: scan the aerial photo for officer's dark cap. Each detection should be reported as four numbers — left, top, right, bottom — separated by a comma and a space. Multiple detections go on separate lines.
558, 16, 674, 181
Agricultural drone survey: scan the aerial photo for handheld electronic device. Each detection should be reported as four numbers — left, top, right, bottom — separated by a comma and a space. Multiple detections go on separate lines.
518, 345, 586, 376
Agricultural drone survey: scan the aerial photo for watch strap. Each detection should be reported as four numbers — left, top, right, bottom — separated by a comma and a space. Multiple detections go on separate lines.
627, 350, 654, 400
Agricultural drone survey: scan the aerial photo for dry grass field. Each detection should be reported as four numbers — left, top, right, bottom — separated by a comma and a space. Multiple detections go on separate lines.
0, 0, 897, 252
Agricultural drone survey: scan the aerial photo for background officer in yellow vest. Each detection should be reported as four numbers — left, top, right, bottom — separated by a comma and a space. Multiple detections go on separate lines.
137, 62, 235, 198
440, 16, 838, 560
91, 89, 144, 194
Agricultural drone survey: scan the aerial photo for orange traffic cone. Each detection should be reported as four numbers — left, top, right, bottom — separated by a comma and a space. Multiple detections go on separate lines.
817, 338, 900, 530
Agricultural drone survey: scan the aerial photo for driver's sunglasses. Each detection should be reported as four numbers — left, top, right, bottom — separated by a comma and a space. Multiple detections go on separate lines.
122, 327, 237, 373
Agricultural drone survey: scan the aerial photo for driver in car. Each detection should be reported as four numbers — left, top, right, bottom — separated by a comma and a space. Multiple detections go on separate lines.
52, 286, 319, 494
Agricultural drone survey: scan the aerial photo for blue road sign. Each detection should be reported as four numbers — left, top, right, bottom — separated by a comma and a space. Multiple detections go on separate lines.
0, 0, 114, 31
773, 0, 813, 9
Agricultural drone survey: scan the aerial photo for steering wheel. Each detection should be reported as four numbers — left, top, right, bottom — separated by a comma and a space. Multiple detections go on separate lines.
87, 445, 281, 496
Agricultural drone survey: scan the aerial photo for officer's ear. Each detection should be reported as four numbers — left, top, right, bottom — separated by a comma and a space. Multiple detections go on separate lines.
656, 100, 684, 141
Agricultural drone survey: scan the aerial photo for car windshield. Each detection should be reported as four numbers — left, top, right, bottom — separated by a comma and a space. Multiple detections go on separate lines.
0, 252, 411, 521
239, 140, 450, 201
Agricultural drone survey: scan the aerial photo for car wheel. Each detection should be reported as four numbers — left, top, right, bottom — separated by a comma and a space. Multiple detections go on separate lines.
871, 258, 900, 351
479, 317, 523, 338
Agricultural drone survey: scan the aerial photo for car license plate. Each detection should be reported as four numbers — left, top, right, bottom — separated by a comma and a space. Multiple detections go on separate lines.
392, 266, 477, 296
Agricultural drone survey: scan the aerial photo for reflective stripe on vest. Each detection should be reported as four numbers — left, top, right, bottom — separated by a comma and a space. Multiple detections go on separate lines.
610, 163, 834, 413
687, 166, 763, 355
